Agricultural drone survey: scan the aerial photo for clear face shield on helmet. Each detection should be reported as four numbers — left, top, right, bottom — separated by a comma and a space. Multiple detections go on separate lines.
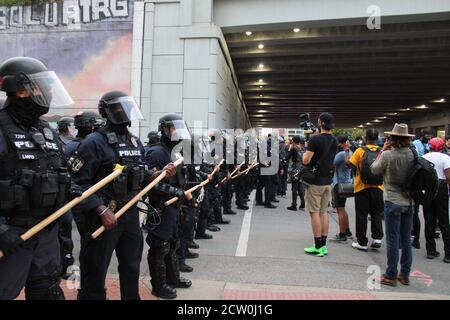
167, 120, 191, 141
103, 96, 144, 125
22, 71, 74, 110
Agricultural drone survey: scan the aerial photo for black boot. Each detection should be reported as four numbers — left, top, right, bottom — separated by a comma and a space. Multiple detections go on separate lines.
148, 246, 177, 299
187, 240, 199, 249
287, 204, 297, 211
214, 207, 230, 224
195, 215, 213, 239
223, 209, 237, 215
207, 223, 221, 232
185, 249, 199, 259
166, 242, 192, 289
179, 262, 193, 273
236, 203, 249, 210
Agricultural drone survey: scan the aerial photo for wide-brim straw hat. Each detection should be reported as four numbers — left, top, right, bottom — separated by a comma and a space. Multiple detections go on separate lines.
384, 123, 415, 137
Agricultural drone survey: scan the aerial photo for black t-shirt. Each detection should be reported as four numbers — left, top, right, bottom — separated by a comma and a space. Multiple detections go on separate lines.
306, 133, 338, 185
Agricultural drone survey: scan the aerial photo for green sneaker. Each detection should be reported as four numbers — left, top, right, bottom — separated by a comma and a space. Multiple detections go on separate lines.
304, 245, 320, 254
315, 246, 327, 257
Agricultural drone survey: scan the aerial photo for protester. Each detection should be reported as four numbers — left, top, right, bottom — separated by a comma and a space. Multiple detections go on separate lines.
422, 138, 450, 263
411, 130, 433, 248
346, 129, 384, 251
371, 123, 415, 287
332, 136, 353, 241
302, 113, 338, 257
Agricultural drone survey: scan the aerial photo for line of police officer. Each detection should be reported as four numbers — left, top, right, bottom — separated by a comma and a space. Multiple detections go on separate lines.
0, 56, 258, 300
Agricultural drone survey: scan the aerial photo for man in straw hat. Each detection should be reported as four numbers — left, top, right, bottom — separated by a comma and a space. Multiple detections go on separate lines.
371, 123, 415, 287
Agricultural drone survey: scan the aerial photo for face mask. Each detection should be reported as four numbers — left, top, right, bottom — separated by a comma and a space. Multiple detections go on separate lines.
161, 132, 181, 150
107, 120, 130, 135
6, 97, 49, 128
77, 127, 93, 139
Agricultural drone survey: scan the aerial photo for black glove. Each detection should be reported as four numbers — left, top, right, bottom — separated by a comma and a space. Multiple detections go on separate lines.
0, 224, 25, 256
69, 182, 84, 200
174, 188, 185, 200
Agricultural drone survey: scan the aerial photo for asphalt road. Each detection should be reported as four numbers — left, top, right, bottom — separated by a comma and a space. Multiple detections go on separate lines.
71, 188, 450, 298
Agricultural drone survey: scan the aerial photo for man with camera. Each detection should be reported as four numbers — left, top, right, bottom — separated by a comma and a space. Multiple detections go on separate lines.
300, 113, 338, 257
286, 135, 306, 211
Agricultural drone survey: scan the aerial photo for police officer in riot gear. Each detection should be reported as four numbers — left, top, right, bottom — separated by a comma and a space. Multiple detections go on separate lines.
0, 57, 74, 300
194, 136, 216, 240
69, 91, 177, 300
144, 113, 193, 299
146, 131, 160, 147
63, 111, 98, 269
57, 116, 75, 148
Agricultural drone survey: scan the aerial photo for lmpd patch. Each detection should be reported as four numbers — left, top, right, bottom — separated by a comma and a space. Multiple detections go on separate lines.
68, 155, 85, 173
43, 128, 54, 141
130, 136, 138, 148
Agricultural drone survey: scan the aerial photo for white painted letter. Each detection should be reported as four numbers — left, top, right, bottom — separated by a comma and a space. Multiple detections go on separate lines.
45, 2, 58, 26
110, 0, 128, 17
92, 0, 112, 21
79, 0, 92, 23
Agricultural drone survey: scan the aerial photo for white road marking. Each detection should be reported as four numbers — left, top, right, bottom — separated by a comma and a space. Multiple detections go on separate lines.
235, 199, 254, 257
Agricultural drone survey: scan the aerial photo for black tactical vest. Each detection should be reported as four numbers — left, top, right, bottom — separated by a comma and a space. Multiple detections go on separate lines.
0, 111, 68, 222
96, 128, 145, 199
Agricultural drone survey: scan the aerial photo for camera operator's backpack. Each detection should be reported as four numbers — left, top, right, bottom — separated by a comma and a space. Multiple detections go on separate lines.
360, 146, 383, 185
402, 147, 439, 204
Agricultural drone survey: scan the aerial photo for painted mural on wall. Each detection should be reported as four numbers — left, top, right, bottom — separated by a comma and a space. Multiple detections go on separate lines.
0, 0, 134, 119
0, 0, 130, 29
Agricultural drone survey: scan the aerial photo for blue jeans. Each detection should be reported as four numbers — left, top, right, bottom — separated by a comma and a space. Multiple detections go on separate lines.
384, 201, 413, 278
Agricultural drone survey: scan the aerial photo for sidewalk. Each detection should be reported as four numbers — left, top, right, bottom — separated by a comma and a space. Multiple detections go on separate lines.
18, 276, 450, 300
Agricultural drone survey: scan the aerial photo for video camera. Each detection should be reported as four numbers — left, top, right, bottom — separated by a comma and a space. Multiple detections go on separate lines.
299, 113, 318, 133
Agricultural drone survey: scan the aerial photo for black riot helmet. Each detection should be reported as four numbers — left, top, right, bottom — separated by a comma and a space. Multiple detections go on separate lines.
57, 116, 74, 130
158, 113, 191, 141
147, 130, 161, 145
0, 57, 73, 110
74, 111, 98, 129
98, 91, 144, 125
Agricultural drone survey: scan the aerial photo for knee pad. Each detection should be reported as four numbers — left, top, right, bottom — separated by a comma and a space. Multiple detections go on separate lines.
25, 275, 65, 300
149, 241, 170, 256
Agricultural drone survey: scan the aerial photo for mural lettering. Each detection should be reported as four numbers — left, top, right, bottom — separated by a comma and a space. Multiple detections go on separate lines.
0, 0, 129, 30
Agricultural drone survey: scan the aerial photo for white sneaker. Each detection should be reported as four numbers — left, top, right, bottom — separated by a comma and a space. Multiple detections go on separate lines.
352, 242, 368, 251
370, 239, 382, 249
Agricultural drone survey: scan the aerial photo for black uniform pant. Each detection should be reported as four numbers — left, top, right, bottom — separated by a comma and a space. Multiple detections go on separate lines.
196, 189, 210, 235
0, 224, 64, 300
208, 184, 221, 223
146, 206, 180, 289
291, 179, 305, 206
78, 207, 143, 300
177, 206, 196, 264
256, 174, 273, 204
423, 182, 450, 257
59, 211, 74, 274
354, 188, 384, 246
222, 181, 233, 212
235, 176, 246, 205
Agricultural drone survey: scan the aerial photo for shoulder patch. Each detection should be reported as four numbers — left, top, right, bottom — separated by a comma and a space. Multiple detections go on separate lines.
68, 155, 85, 173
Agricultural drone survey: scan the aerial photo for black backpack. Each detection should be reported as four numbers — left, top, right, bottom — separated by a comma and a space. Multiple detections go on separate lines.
403, 147, 439, 204
360, 146, 383, 185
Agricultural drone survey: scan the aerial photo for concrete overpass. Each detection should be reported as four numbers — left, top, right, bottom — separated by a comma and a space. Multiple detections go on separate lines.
131, 0, 450, 136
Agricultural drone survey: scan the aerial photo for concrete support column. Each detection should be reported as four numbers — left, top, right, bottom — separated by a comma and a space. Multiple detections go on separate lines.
130, 0, 250, 140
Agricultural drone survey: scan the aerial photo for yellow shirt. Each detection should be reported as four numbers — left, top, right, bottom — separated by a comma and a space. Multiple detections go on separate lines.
349, 144, 384, 193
